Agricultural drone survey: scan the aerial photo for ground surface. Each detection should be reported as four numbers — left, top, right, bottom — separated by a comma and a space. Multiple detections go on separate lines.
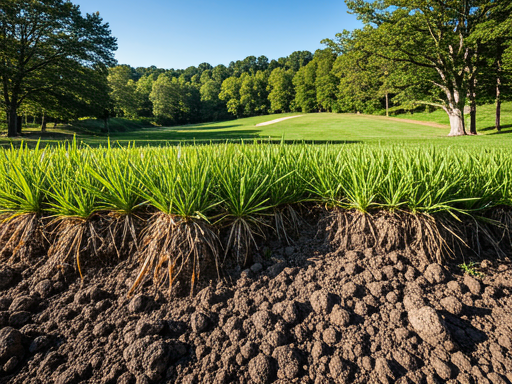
0, 214, 511, 384
1, 102, 511, 148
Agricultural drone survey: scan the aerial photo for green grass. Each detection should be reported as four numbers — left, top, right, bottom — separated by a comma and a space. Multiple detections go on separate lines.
391, 101, 512, 130
0, 142, 511, 288
1, 102, 511, 148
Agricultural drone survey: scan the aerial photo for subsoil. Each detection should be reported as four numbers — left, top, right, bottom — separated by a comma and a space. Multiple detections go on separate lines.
0, 211, 511, 384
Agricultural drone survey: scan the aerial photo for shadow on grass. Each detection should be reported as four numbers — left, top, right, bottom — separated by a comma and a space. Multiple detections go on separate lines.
478, 124, 512, 133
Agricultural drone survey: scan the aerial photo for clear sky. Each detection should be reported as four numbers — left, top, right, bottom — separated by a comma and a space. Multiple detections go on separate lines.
76, 0, 362, 70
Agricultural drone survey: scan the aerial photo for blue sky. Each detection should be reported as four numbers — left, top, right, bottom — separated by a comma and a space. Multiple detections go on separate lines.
77, 0, 362, 70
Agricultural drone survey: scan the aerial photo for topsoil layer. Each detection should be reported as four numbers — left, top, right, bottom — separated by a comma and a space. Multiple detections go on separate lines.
0, 217, 511, 384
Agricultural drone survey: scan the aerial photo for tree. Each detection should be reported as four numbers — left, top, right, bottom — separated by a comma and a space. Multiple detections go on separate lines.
267, 68, 295, 113
135, 75, 154, 117
293, 61, 317, 113
150, 74, 195, 125
219, 76, 243, 117
346, 0, 511, 136
108, 66, 138, 118
0, 0, 117, 136
314, 49, 338, 112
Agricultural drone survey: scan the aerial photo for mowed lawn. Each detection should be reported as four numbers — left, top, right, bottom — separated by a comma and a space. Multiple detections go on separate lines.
2, 102, 511, 147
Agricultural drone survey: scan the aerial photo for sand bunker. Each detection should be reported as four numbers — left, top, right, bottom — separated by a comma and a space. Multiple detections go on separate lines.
255, 115, 303, 126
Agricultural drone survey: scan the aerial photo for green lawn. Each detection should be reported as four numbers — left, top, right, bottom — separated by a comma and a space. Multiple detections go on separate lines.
1, 102, 511, 147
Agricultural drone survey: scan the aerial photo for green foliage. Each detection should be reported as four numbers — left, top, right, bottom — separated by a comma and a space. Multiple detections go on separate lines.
268, 68, 295, 113
459, 262, 484, 278
0, 0, 117, 136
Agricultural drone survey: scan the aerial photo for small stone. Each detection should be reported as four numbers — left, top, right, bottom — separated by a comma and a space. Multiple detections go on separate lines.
329, 355, 344, 379
330, 305, 350, 327
267, 262, 286, 278
354, 301, 368, 316
248, 354, 273, 384
341, 282, 358, 298
0, 327, 24, 364
33, 280, 52, 298
135, 319, 165, 338
464, 274, 482, 295
251, 263, 263, 273
311, 341, 325, 361
310, 290, 333, 315
408, 306, 448, 345
93, 321, 114, 337
285, 247, 295, 256
9, 311, 31, 327
272, 345, 300, 380
29, 335, 50, 353
447, 280, 462, 295
392, 349, 418, 370
386, 292, 398, 304
190, 312, 209, 333
440, 296, 463, 315
450, 352, 471, 373
424, 263, 446, 284
322, 327, 338, 346
375, 358, 395, 383
9, 296, 36, 312
3, 356, 19, 373
497, 335, 511, 350
241, 342, 256, 360
431, 356, 453, 380
128, 295, 148, 313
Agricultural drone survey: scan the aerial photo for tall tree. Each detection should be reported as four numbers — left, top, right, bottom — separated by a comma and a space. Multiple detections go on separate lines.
267, 68, 295, 113
293, 61, 317, 113
0, 0, 117, 136
346, 0, 510, 136
219, 76, 244, 117
314, 49, 338, 112
108, 66, 138, 118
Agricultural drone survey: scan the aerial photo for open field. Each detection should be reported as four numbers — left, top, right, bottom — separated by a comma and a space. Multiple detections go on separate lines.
1, 102, 511, 148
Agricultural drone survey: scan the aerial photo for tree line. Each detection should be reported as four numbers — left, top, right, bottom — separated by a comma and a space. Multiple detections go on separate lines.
1, 0, 511, 137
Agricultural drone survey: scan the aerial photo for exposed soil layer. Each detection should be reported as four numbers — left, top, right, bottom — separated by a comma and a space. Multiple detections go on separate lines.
0, 214, 511, 384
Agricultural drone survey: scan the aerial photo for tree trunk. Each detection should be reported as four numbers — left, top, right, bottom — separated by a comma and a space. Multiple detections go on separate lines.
104, 117, 109, 135
469, 104, 476, 135
7, 108, 18, 137
447, 109, 466, 136
41, 112, 47, 133
496, 61, 502, 131
16, 115, 22, 135
385, 92, 389, 117
468, 77, 477, 135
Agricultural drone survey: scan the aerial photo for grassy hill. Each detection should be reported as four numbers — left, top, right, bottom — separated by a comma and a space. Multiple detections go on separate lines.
1, 103, 511, 148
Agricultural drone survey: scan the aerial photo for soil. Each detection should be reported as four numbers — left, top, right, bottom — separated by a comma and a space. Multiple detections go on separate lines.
0, 213, 511, 384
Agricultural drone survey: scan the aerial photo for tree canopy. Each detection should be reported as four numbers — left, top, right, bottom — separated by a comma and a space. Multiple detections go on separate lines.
0, 0, 117, 136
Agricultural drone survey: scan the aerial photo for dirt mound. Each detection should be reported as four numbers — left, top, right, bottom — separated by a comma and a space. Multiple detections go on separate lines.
0, 219, 512, 383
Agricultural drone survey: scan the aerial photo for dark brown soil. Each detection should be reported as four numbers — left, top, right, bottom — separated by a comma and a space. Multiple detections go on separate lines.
0, 214, 511, 384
